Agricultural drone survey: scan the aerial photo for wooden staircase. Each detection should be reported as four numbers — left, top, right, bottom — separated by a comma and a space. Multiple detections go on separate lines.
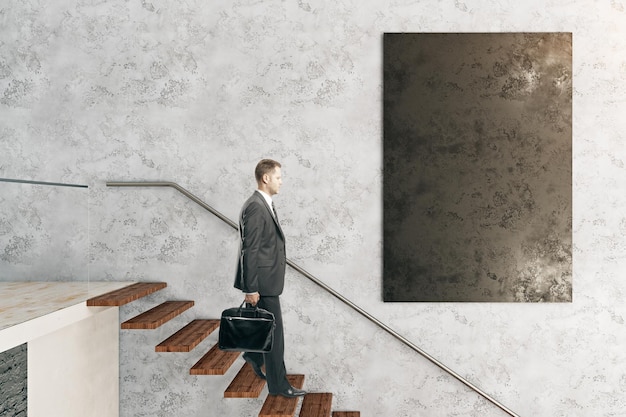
86, 282, 360, 417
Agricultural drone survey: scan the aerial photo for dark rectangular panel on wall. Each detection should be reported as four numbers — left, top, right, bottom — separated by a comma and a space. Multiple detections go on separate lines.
383, 33, 572, 302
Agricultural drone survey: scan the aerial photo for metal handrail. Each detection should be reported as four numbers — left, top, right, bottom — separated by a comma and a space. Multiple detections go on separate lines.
106, 180, 519, 417
1, 178, 88, 188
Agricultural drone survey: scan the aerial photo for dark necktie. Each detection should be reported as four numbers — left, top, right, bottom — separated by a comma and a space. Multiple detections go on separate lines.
271, 202, 278, 220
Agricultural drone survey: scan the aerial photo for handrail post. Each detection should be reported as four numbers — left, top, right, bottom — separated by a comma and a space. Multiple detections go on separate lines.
106, 180, 520, 417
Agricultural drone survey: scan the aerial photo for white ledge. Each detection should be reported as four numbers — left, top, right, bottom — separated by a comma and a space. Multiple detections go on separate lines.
0, 281, 134, 352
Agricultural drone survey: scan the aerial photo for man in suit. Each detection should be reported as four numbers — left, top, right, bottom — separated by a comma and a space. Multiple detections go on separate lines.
234, 158, 306, 398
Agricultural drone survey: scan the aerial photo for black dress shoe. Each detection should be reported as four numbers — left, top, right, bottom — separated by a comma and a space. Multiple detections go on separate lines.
270, 386, 307, 398
242, 355, 266, 380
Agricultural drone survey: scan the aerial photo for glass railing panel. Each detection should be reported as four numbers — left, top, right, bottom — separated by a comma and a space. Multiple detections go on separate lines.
0, 179, 89, 283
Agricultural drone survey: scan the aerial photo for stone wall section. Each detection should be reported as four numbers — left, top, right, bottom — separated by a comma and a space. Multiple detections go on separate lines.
0, 344, 27, 417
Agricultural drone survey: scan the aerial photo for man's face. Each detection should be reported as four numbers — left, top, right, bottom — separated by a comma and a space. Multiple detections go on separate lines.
265, 167, 282, 196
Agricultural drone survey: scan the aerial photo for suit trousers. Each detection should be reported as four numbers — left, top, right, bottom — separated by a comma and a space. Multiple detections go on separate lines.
243, 296, 290, 393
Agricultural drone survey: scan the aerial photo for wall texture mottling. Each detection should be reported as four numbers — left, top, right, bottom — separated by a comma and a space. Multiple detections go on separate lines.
1, 1, 626, 416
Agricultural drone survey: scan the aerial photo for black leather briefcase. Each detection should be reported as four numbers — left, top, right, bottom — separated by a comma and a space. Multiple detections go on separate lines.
218, 302, 275, 353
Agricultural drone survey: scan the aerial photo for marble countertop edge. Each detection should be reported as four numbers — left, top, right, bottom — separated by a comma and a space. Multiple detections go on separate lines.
0, 281, 135, 352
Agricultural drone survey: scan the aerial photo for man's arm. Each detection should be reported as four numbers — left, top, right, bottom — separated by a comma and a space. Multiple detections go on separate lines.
239, 201, 265, 296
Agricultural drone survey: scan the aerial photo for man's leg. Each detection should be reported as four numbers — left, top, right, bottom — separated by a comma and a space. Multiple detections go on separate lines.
241, 300, 266, 378
242, 350, 265, 379
257, 296, 290, 393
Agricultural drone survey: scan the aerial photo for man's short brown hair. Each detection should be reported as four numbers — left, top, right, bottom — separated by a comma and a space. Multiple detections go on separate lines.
255, 159, 281, 183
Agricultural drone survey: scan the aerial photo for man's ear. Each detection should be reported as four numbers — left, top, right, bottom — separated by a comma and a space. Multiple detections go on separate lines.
262, 174, 269, 184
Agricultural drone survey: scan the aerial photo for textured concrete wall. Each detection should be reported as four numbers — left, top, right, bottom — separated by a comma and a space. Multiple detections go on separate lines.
1, 1, 626, 416
0, 344, 27, 417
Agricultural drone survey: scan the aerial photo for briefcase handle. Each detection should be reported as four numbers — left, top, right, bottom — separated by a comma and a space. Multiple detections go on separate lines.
238, 301, 269, 318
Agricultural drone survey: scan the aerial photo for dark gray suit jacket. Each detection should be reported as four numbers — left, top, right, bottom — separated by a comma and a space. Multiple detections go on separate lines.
234, 191, 286, 296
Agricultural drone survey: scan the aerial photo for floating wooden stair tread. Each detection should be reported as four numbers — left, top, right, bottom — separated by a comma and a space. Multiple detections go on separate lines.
224, 362, 266, 398
259, 374, 305, 417
121, 300, 194, 330
299, 393, 332, 417
331, 413, 360, 417
156, 319, 220, 352
86, 282, 167, 306
190, 344, 240, 375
